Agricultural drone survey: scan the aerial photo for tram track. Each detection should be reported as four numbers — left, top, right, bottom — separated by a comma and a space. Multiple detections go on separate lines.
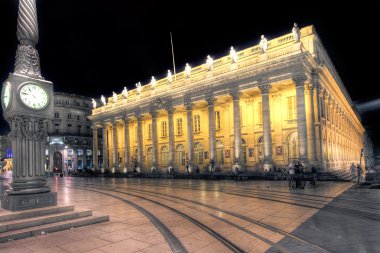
67, 183, 331, 253
106, 180, 380, 217
69, 185, 246, 253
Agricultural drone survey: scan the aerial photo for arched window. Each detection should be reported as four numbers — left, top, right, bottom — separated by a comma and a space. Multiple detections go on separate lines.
194, 142, 203, 166
242, 139, 247, 164
176, 144, 185, 167
216, 140, 224, 165
161, 146, 169, 167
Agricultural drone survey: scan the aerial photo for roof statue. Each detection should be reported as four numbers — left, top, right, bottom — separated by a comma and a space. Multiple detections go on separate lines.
136, 82, 142, 95
230, 46, 238, 63
122, 87, 128, 99
92, 98, 97, 109
101, 95, 106, 106
167, 70, 173, 83
112, 92, 118, 103
292, 23, 301, 42
185, 63, 191, 78
259, 35, 268, 53
206, 55, 213, 70
151, 76, 157, 90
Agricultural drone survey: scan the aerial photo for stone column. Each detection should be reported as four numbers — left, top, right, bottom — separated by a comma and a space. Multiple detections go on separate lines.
167, 105, 175, 168
230, 88, 242, 170
186, 102, 194, 171
305, 82, 317, 164
92, 125, 99, 171
313, 70, 324, 170
102, 123, 109, 171
123, 116, 130, 172
293, 74, 309, 165
112, 120, 119, 172
150, 110, 158, 170
258, 81, 273, 168
206, 95, 217, 167
137, 114, 144, 171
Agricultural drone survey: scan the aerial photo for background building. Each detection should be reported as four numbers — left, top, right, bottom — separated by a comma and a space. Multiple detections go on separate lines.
47, 92, 102, 173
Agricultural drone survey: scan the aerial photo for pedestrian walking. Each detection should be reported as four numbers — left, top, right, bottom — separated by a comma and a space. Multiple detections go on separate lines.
356, 164, 362, 183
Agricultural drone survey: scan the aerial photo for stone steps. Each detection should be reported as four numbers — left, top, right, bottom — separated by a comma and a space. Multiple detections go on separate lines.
0, 206, 109, 243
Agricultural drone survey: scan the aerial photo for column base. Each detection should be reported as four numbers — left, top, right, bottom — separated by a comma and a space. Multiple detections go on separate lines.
1, 192, 57, 212
263, 161, 274, 171
232, 163, 241, 174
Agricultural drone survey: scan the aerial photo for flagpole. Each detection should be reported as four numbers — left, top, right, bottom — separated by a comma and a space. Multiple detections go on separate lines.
170, 32, 177, 81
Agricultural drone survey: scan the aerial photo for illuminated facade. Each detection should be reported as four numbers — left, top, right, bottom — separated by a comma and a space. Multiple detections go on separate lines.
46, 93, 101, 173
90, 26, 368, 173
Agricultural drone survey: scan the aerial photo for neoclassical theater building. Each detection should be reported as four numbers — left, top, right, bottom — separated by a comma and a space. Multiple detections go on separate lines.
89, 25, 368, 173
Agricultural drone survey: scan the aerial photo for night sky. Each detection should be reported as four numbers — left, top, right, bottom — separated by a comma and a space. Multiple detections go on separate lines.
1, 0, 380, 152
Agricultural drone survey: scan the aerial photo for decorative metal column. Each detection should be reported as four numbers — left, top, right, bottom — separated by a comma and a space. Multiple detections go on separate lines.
1, 0, 56, 211
259, 80, 273, 169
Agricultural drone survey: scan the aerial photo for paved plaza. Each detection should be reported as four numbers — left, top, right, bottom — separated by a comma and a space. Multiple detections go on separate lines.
0, 177, 379, 253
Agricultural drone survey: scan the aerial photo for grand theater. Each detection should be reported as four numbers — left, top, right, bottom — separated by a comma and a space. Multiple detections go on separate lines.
89, 25, 368, 173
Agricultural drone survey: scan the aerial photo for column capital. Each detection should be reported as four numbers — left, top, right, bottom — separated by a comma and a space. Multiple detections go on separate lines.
292, 73, 307, 87
165, 102, 174, 115
305, 82, 315, 92
150, 110, 157, 118
229, 88, 241, 100
258, 83, 271, 95
185, 102, 193, 111
123, 116, 130, 124
205, 95, 216, 106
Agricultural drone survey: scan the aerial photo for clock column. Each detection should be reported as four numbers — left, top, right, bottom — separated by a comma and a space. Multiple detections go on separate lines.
1, 0, 56, 211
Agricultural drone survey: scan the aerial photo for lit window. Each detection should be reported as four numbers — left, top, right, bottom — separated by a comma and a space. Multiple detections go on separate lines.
148, 124, 152, 139
161, 121, 167, 137
258, 102, 263, 123
215, 111, 221, 130
177, 118, 183, 135
194, 114, 201, 133
287, 96, 296, 120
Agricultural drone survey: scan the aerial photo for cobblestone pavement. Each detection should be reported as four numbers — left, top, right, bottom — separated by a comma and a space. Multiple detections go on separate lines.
1, 177, 372, 253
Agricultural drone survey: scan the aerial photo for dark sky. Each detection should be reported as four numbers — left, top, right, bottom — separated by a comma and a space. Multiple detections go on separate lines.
1, 0, 380, 150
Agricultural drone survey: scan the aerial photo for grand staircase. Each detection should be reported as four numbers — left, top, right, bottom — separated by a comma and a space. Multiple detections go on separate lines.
0, 205, 109, 243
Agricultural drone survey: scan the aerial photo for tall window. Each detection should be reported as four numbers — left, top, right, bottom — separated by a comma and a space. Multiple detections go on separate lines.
161, 146, 169, 167
176, 144, 185, 166
161, 121, 167, 137
54, 113, 59, 119
215, 111, 221, 130
258, 102, 263, 123
194, 142, 203, 165
77, 115, 80, 121
242, 139, 247, 164
177, 118, 183, 135
148, 124, 152, 139
287, 96, 296, 120
67, 113, 72, 119
194, 114, 201, 133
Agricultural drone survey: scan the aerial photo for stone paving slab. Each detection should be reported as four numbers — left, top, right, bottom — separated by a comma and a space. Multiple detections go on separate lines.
0, 178, 357, 253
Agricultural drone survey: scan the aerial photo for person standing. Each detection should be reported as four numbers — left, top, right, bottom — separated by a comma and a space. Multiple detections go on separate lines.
357, 164, 362, 183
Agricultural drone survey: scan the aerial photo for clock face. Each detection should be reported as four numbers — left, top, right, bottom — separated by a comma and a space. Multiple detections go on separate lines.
2, 82, 11, 109
19, 83, 49, 110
